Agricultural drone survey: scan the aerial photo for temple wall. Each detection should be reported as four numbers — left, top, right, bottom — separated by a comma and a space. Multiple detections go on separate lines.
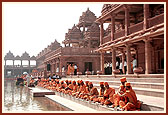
62, 56, 100, 74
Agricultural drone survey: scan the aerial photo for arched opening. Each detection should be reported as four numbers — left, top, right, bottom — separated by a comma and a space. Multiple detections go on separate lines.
22, 60, 29, 67
14, 60, 21, 67
6, 60, 13, 66
30, 60, 36, 67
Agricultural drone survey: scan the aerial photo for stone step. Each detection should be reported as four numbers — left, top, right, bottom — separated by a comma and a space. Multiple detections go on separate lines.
64, 76, 164, 83
61, 78, 164, 97
88, 80, 164, 90
62, 77, 164, 90
136, 94, 164, 111
94, 84, 164, 98
46, 89, 164, 111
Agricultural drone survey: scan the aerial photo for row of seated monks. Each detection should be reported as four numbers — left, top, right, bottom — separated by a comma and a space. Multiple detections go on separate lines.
37, 77, 141, 111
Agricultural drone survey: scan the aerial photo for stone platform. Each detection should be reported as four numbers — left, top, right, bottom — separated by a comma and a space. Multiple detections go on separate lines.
45, 95, 97, 112
29, 87, 55, 97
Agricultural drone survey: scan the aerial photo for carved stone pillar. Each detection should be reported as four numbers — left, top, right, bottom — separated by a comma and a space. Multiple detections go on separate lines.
44, 62, 47, 78
124, 5, 130, 36
144, 4, 149, 30
111, 14, 115, 41
144, 38, 151, 74
83, 23, 85, 32
112, 48, 116, 75
122, 51, 125, 73
126, 44, 132, 74
100, 21, 104, 45
59, 58, 63, 76
100, 51, 105, 74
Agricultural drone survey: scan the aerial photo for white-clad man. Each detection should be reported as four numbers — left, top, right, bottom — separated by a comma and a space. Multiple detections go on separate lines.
26, 74, 31, 86
132, 56, 137, 70
119, 60, 123, 74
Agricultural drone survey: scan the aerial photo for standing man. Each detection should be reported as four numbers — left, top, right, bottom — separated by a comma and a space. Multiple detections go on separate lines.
124, 59, 127, 74
119, 59, 123, 74
132, 56, 137, 70
26, 74, 31, 86
74, 64, 78, 75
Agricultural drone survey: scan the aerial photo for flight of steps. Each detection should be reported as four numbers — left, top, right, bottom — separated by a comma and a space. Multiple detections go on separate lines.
62, 75, 165, 111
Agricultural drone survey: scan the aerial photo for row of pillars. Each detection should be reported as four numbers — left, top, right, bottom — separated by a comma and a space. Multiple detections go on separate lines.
99, 4, 151, 75
100, 4, 149, 45
4, 60, 34, 67
100, 38, 151, 75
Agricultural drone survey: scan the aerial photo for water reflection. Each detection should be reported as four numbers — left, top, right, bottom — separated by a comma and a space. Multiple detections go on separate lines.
4, 80, 71, 111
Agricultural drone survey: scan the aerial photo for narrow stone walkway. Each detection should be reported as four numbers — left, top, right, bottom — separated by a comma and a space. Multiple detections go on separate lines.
45, 95, 97, 112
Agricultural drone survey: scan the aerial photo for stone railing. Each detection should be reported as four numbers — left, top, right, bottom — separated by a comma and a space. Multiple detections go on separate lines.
103, 33, 111, 44
148, 13, 164, 28
61, 47, 98, 55
101, 4, 121, 16
45, 47, 62, 59
129, 21, 144, 35
114, 29, 125, 40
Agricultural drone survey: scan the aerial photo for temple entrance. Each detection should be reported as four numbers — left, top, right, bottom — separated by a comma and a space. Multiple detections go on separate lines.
85, 62, 92, 72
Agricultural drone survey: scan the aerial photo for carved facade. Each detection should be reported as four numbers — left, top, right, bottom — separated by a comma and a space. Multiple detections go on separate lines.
4, 51, 36, 76
96, 4, 164, 74
36, 8, 112, 77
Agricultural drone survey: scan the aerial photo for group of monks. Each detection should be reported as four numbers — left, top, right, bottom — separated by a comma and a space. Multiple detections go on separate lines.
37, 77, 141, 111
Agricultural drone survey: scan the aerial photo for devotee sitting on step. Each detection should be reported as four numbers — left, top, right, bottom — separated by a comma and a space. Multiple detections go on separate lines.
73, 80, 81, 96
93, 82, 105, 103
113, 77, 127, 107
76, 80, 86, 98
61, 79, 68, 93
64, 80, 73, 94
70, 80, 78, 96
55, 79, 61, 91
119, 82, 141, 111
101, 82, 115, 105
58, 80, 66, 92
83, 82, 99, 101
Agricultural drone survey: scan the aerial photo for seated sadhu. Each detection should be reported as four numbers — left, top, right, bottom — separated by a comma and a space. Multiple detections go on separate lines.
55, 79, 61, 91
93, 82, 106, 103
50, 79, 56, 91
72, 80, 81, 96
81, 81, 90, 99
64, 80, 73, 94
76, 80, 86, 98
61, 80, 69, 93
112, 77, 127, 107
83, 82, 99, 101
58, 80, 66, 92
43, 79, 50, 88
101, 82, 115, 105
119, 82, 141, 111
85, 81, 90, 93
69, 80, 78, 96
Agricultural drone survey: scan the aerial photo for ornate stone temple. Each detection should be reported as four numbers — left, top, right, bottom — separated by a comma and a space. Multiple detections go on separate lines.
4, 51, 36, 77
36, 8, 111, 77
96, 4, 164, 75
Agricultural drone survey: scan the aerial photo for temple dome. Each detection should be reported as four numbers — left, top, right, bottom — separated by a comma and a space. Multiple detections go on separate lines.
15, 55, 21, 60
4, 51, 15, 60
65, 24, 82, 40
78, 8, 97, 27
21, 51, 30, 59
